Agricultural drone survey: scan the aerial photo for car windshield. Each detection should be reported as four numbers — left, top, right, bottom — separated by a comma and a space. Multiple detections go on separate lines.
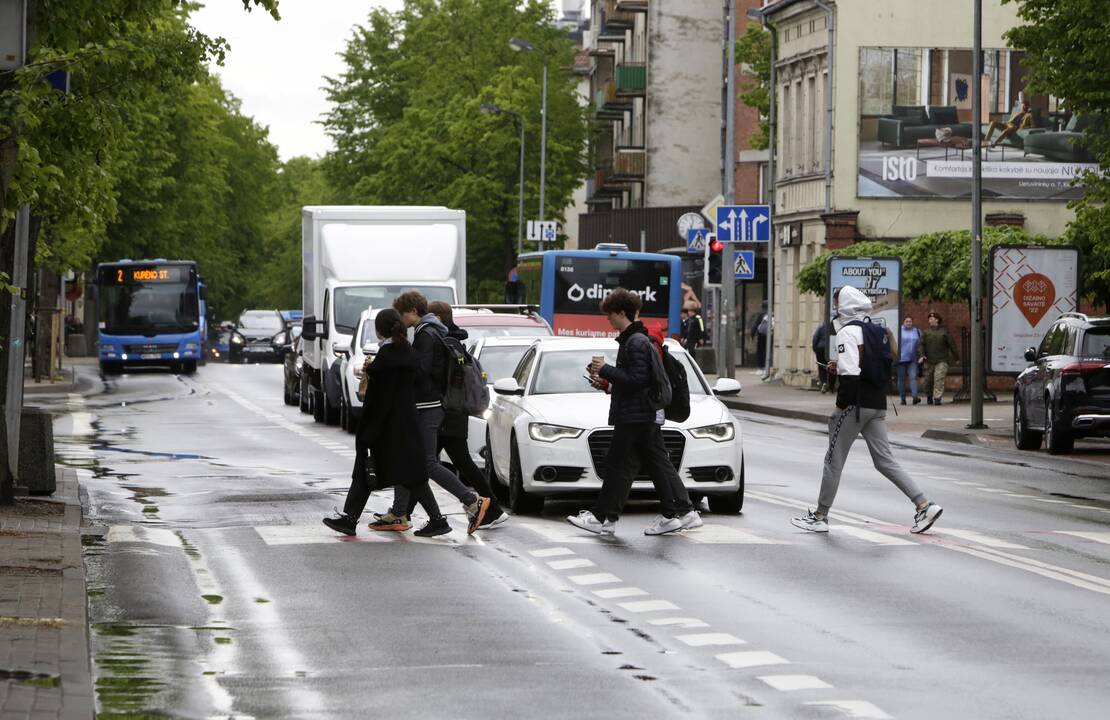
477, 346, 530, 384
359, 319, 379, 347
1082, 328, 1110, 358
333, 285, 455, 333
531, 348, 709, 396
460, 324, 551, 341
238, 312, 283, 331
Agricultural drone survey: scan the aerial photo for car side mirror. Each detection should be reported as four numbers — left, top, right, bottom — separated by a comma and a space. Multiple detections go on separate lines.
302, 315, 325, 341
1024, 347, 1037, 363
713, 378, 742, 396
362, 342, 379, 355
492, 378, 523, 396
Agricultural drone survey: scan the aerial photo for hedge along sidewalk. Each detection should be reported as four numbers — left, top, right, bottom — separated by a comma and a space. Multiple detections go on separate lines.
0, 468, 94, 720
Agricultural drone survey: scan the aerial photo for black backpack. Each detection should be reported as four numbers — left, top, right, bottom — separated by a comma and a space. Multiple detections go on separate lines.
846, 318, 893, 388
439, 334, 489, 417
660, 346, 691, 423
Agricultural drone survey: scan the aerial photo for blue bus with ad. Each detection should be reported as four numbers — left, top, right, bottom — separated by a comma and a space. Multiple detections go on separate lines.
96, 260, 206, 375
513, 245, 683, 338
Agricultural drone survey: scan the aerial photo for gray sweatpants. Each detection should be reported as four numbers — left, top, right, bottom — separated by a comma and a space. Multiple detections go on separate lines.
817, 407, 926, 515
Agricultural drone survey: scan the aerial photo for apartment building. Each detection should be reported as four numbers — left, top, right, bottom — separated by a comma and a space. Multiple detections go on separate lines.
756, 0, 1078, 386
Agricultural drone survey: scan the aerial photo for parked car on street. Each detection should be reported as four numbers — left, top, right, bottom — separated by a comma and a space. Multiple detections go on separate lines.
230, 310, 288, 364
1014, 312, 1110, 454
465, 336, 543, 470
338, 309, 382, 433
452, 306, 552, 342
484, 337, 744, 515
283, 331, 304, 407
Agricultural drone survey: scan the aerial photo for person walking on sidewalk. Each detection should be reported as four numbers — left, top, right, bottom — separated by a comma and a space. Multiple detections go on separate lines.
812, 317, 836, 394
369, 291, 490, 537
751, 301, 770, 376
791, 286, 943, 535
681, 308, 704, 349
567, 289, 702, 536
322, 309, 427, 536
427, 301, 507, 530
896, 316, 923, 405
918, 311, 958, 406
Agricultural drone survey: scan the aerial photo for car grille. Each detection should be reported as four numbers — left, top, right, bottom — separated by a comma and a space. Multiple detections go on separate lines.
588, 429, 685, 481
532, 466, 587, 483
124, 343, 177, 354
687, 466, 733, 483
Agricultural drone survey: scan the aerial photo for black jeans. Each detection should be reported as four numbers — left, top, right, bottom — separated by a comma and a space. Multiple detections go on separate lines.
591, 422, 694, 523
439, 435, 501, 513
391, 407, 478, 518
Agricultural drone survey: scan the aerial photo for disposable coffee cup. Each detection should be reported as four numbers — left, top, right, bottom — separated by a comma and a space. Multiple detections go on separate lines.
592, 355, 605, 368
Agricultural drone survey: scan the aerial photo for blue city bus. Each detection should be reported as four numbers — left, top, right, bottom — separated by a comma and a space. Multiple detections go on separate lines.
95, 259, 205, 374
514, 244, 683, 338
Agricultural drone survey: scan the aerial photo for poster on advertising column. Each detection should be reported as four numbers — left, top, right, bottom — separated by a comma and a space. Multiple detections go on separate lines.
989, 245, 1079, 374
826, 257, 903, 335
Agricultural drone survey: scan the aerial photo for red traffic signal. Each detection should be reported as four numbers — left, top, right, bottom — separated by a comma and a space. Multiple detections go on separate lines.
709, 239, 724, 253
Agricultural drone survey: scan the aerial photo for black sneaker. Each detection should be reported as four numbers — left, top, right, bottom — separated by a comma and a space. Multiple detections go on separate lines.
926, 397, 934, 405
322, 511, 357, 536
414, 516, 452, 537
913, 397, 921, 405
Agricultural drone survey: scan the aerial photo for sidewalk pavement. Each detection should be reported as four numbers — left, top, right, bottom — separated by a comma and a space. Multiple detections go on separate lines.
22, 358, 100, 398
713, 369, 1018, 448
0, 469, 94, 720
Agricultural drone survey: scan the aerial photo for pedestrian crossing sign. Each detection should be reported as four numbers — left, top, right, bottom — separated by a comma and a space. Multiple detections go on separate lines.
734, 250, 755, 280
686, 228, 710, 254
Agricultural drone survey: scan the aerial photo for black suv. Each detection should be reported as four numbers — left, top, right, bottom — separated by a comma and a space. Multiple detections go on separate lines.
1014, 313, 1110, 454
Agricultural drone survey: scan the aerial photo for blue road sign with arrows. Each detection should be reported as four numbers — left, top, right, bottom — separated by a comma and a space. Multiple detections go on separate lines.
716, 205, 770, 243
686, 228, 710, 254
734, 250, 756, 280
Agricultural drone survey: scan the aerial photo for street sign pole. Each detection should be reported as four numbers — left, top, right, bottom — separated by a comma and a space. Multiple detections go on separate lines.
721, 0, 738, 380
969, 0, 986, 429
4, 204, 30, 486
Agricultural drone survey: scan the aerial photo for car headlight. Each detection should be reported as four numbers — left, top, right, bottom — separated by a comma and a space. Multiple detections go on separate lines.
689, 423, 735, 442
273, 332, 287, 344
528, 423, 583, 442
481, 408, 492, 420
231, 333, 244, 345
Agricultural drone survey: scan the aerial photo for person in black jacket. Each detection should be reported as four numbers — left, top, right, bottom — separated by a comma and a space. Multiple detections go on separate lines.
567, 289, 701, 536
322, 309, 434, 535
811, 317, 837, 393
369, 292, 490, 537
682, 308, 704, 349
428, 302, 506, 530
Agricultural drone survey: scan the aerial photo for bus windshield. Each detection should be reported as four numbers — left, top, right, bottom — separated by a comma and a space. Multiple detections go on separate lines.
98, 265, 199, 336
334, 285, 455, 333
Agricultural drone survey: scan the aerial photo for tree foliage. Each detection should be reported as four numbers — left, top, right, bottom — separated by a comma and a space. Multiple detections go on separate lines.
1005, 0, 1110, 307
323, 0, 589, 298
735, 23, 771, 151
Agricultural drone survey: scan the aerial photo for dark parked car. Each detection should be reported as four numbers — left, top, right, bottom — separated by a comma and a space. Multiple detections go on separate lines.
1014, 313, 1110, 454
230, 310, 289, 363
209, 327, 232, 362
284, 334, 303, 407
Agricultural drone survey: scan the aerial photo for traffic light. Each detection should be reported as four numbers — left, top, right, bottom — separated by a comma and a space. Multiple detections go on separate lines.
704, 236, 724, 287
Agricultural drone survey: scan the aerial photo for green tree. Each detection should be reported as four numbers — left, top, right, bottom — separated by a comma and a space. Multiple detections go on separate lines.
1005, 0, 1110, 307
735, 22, 771, 150
323, 0, 589, 297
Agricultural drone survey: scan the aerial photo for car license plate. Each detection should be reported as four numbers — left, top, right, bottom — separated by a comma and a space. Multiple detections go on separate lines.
141, 353, 161, 360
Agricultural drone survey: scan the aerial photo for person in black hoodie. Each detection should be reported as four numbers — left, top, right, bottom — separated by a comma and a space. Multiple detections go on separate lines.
322, 309, 432, 535
428, 301, 506, 529
567, 288, 701, 536
369, 291, 490, 537
791, 287, 942, 535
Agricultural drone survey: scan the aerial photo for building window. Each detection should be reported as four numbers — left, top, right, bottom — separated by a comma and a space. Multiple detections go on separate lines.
794, 78, 804, 173
859, 48, 894, 116
781, 82, 791, 176
806, 74, 817, 172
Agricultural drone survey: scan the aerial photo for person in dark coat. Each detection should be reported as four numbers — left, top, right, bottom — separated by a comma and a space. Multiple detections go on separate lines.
322, 309, 432, 536
811, 317, 837, 394
428, 302, 507, 529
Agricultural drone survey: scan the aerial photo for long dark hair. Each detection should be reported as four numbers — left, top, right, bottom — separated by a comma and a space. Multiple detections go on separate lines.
375, 308, 408, 346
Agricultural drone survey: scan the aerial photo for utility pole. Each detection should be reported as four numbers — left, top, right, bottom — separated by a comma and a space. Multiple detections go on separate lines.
721, 0, 737, 380
969, 0, 986, 429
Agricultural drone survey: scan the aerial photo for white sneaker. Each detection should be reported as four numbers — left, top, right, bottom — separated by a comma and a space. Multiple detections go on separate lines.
679, 510, 703, 530
790, 510, 829, 533
644, 515, 683, 536
911, 502, 943, 534
567, 510, 615, 536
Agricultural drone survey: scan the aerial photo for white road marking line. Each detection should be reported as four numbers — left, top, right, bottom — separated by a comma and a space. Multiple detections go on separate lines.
646, 617, 710, 629
804, 700, 893, 719
929, 476, 959, 481
758, 674, 833, 691
69, 411, 94, 436
255, 526, 391, 545
547, 558, 595, 570
519, 522, 606, 545
938, 542, 1110, 596
568, 573, 622, 586
592, 587, 649, 599
675, 633, 745, 647
529, 547, 576, 558
618, 600, 680, 613
683, 524, 791, 545
953, 481, 983, 486
977, 488, 1010, 494
1054, 531, 1110, 546
1034, 498, 1070, 504
106, 526, 183, 548
835, 526, 918, 546
715, 651, 790, 669
932, 528, 1029, 550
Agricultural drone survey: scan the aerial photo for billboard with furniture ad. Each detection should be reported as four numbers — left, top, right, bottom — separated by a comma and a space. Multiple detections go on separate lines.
857, 47, 1096, 200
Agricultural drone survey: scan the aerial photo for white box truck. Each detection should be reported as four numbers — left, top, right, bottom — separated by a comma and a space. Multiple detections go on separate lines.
299, 206, 466, 424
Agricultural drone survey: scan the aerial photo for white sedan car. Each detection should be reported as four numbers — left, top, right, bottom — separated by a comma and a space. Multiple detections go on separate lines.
465, 336, 545, 468
338, 309, 380, 433
485, 337, 744, 515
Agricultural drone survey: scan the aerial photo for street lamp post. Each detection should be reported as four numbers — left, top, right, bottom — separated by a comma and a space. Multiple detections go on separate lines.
509, 37, 548, 247
481, 102, 526, 259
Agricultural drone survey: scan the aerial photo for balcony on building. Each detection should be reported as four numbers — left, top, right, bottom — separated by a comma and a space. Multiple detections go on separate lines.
615, 62, 646, 96
594, 79, 632, 120
611, 147, 646, 179
599, 0, 636, 40
614, 0, 648, 11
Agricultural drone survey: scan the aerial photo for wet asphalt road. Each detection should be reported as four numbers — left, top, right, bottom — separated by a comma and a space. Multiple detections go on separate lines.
44, 362, 1110, 719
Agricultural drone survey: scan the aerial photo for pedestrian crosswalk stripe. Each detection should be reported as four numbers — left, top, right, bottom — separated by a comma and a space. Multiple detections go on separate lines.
106, 526, 181, 548
529, 547, 575, 558
676, 633, 745, 647
618, 599, 679, 613
834, 526, 918, 546
569, 572, 622, 585
804, 701, 892, 719
758, 675, 833, 691
683, 524, 791, 545
1053, 531, 1110, 546
933, 528, 1029, 549
547, 558, 594, 570
715, 650, 789, 669
646, 617, 710, 629
592, 587, 648, 599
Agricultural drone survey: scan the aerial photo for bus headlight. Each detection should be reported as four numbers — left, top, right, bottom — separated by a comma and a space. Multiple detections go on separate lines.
184, 343, 199, 351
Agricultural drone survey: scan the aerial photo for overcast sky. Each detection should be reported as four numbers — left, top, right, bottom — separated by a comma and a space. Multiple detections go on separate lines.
190, 0, 570, 161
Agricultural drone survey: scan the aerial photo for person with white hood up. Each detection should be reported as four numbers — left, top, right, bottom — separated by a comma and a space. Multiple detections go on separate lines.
791, 286, 943, 534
